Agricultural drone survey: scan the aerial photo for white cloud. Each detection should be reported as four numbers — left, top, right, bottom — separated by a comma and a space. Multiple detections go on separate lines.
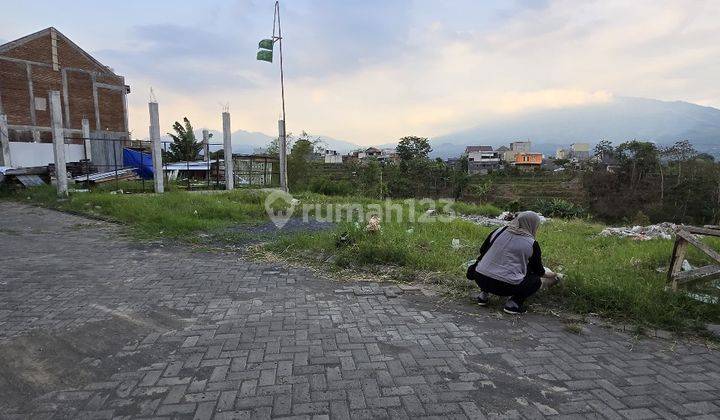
122, 0, 720, 145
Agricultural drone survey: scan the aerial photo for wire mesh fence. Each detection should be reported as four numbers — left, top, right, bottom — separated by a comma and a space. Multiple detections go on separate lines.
60, 136, 280, 193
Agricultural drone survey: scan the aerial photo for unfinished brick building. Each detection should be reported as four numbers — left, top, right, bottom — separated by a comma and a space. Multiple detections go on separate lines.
0, 27, 129, 143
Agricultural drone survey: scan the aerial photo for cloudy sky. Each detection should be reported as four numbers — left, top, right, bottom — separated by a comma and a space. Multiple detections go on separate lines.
2, 0, 719, 145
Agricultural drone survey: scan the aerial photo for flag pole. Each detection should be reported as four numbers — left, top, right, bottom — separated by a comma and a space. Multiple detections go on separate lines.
275, 1, 288, 191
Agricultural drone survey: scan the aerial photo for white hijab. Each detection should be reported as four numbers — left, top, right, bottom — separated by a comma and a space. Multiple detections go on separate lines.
507, 211, 541, 238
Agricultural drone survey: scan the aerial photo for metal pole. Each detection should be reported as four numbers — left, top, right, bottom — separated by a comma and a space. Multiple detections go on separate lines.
278, 119, 288, 191
276, 1, 288, 192
49, 91, 68, 197
149, 101, 164, 193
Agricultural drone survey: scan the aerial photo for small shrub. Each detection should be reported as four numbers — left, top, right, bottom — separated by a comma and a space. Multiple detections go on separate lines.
631, 210, 651, 226
308, 178, 354, 196
531, 198, 586, 219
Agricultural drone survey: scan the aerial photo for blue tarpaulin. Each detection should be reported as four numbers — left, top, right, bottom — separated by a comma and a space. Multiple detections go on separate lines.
122, 148, 153, 179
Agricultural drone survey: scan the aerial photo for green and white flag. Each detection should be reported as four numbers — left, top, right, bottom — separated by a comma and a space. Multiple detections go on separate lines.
258, 39, 274, 50
257, 50, 273, 62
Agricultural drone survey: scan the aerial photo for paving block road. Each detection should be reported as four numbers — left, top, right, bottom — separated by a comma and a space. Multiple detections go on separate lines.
1, 202, 719, 419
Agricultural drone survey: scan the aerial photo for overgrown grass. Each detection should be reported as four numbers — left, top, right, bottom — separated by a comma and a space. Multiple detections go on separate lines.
4, 185, 719, 332
266, 215, 720, 332
5, 184, 271, 238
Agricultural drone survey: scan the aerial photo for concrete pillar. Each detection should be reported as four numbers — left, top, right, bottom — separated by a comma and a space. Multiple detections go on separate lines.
0, 114, 11, 167
222, 112, 234, 190
81, 118, 91, 161
49, 91, 68, 197
278, 119, 288, 192
202, 129, 209, 162
149, 102, 164, 193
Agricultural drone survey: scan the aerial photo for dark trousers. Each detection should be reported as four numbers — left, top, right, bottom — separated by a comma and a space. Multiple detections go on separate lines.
472, 272, 542, 305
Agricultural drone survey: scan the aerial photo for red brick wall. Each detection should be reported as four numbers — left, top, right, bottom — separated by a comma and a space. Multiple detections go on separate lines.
56, 37, 105, 73
66, 70, 95, 128
0, 60, 31, 125
0, 30, 128, 139
31, 66, 63, 127
1, 36, 53, 65
97, 88, 125, 132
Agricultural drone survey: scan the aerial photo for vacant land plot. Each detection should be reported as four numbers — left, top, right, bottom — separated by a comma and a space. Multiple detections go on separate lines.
5, 186, 720, 332
2, 201, 720, 418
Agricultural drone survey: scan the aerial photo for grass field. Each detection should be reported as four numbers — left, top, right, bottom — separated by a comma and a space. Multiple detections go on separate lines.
4, 185, 719, 332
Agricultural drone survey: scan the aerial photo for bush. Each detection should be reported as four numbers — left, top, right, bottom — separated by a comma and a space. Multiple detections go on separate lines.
308, 178, 354, 196
531, 198, 586, 219
631, 210, 651, 226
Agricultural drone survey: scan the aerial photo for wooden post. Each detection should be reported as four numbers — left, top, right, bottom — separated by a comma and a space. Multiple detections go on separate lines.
0, 114, 11, 167
149, 102, 164, 193
667, 237, 688, 291
222, 111, 234, 190
49, 91, 68, 197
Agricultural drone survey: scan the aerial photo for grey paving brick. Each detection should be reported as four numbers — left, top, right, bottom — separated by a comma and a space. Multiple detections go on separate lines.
2, 202, 719, 420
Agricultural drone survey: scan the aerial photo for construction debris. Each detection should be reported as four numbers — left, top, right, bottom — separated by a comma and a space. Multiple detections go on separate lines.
599, 222, 676, 240
365, 215, 381, 233
73, 168, 137, 185
458, 211, 549, 227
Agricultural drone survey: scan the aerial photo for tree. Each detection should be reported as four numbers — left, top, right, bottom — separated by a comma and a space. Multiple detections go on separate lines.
593, 140, 613, 159
451, 155, 470, 200
287, 132, 320, 191
396, 136, 432, 161
165, 117, 202, 162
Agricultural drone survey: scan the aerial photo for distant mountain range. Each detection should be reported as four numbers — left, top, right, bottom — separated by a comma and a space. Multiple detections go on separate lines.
186, 96, 720, 159
430, 96, 720, 158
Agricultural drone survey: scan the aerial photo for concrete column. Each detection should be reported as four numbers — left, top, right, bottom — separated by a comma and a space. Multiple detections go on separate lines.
149, 102, 164, 193
49, 91, 68, 197
222, 112, 234, 190
278, 119, 288, 192
0, 115, 11, 167
81, 118, 91, 161
202, 129, 209, 162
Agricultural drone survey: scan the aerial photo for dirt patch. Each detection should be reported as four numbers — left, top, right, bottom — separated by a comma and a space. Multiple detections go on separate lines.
0, 307, 189, 410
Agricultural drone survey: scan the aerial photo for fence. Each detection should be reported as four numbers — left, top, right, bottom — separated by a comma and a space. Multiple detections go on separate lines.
62, 136, 279, 193
1, 93, 286, 196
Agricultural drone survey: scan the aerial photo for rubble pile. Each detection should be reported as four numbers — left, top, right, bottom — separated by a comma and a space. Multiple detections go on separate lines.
599, 222, 677, 241
458, 211, 549, 227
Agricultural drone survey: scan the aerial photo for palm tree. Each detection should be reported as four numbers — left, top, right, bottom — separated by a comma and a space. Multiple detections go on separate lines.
165, 117, 202, 162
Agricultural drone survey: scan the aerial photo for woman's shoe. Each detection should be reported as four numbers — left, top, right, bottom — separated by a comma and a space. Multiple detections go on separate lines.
476, 291, 490, 306
503, 299, 526, 314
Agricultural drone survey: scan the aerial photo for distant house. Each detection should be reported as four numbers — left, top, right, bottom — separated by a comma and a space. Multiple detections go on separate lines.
360, 147, 382, 159
592, 152, 619, 172
465, 145, 501, 175
515, 152, 543, 169
323, 149, 342, 164
502, 141, 531, 163
571, 143, 590, 160
510, 141, 531, 153
495, 145, 512, 162
556, 148, 569, 160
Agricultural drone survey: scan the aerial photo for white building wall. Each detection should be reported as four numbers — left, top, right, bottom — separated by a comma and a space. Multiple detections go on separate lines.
8, 142, 85, 168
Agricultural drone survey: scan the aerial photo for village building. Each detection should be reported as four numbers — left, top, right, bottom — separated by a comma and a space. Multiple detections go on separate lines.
514, 152, 543, 170
465, 145, 501, 175
322, 149, 342, 164
571, 142, 590, 160
0, 27, 129, 168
